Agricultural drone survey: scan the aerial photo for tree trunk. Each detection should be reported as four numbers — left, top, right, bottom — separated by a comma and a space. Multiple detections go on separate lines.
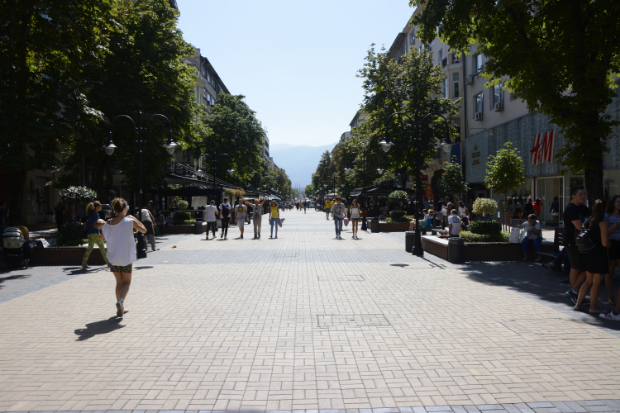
584, 157, 604, 207
8, 169, 27, 223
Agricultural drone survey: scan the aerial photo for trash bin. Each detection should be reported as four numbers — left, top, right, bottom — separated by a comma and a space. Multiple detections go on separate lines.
370, 217, 379, 233
405, 231, 415, 252
194, 221, 203, 234
448, 237, 465, 264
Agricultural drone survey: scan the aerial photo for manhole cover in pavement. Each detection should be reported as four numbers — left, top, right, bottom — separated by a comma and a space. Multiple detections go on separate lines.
317, 314, 391, 329
317, 275, 365, 281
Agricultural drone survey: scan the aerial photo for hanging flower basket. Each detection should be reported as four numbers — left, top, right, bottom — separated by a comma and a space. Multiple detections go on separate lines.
224, 188, 246, 198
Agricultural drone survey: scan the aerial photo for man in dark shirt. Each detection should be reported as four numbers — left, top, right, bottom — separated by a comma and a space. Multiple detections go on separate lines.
563, 185, 591, 304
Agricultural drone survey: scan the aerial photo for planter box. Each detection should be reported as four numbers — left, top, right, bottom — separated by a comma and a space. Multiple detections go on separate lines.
421, 235, 555, 262
165, 223, 206, 234
377, 222, 412, 232
31, 247, 105, 266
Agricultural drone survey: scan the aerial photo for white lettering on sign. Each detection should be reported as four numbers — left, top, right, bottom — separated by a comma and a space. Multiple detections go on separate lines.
530, 130, 555, 165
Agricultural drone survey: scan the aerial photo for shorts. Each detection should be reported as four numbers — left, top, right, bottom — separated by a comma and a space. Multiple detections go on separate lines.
110, 264, 132, 273
567, 245, 587, 271
609, 239, 620, 261
237, 219, 245, 228
351, 218, 359, 221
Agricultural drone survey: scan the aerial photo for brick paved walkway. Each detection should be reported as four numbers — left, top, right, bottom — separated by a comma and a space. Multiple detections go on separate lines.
1, 210, 619, 413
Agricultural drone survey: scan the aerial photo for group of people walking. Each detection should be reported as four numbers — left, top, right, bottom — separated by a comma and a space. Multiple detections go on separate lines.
202, 197, 284, 239
325, 197, 362, 239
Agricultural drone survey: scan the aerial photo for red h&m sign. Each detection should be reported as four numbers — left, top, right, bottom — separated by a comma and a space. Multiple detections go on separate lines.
530, 130, 555, 165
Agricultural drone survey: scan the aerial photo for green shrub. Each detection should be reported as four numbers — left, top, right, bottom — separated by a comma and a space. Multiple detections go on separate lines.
469, 220, 502, 235
390, 211, 407, 219
172, 219, 196, 225
472, 197, 498, 216
59, 222, 85, 240
388, 190, 408, 204
177, 200, 189, 210
459, 231, 509, 243
385, 216, 412, 223
172, 212, 191, 223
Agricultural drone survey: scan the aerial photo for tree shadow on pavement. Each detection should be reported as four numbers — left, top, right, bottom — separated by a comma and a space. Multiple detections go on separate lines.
0, 273, 31, 289
461, 260, 620, 332
75, 317, 125, 341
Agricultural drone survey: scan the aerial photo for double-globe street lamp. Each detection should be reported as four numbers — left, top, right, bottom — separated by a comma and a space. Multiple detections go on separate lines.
104, 110, 177, 259
344, 143, 384, 231
379, 109, 452, 257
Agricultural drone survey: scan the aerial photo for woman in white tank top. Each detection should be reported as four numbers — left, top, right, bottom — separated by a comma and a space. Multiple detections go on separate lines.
102, 198, 147, 318
349, 199, 361, 239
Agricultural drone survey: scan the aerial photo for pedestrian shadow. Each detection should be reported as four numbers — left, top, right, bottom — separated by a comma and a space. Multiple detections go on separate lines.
0, 273, 31, 289
463, 261, 620, 331
74, 317, 124, 341
135, 266, 154, 270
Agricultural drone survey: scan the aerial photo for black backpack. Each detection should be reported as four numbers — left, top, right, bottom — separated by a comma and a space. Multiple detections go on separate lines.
221, 204, 230, 218
575, 217, 596, 253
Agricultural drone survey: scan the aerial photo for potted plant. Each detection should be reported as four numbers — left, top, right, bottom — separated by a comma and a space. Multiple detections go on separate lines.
388, 190, 408, 206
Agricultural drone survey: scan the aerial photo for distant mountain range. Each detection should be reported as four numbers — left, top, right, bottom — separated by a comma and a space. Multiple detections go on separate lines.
269, 143, 337, 190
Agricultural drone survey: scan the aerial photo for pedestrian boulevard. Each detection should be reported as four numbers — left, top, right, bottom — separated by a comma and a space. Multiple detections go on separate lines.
1, 210, 619, 413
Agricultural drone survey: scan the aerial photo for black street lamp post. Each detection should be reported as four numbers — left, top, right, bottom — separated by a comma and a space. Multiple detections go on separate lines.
379, 109, 452, 257
345, 143, 383, 232
196, 152, 234, 204
105, 110, 177, 259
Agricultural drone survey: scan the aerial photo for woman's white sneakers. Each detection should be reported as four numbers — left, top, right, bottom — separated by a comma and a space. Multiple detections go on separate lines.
600, 311, 620, 321
116, 299, 124, 317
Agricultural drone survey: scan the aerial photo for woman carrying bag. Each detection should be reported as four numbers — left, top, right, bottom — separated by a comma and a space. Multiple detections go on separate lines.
102, 198, 147, 317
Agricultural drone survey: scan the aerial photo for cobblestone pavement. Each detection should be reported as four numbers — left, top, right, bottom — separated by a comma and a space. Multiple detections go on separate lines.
1, 211, 619, 413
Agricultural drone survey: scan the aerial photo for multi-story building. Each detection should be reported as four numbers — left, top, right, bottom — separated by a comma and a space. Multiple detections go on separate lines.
383, 7, 620, 222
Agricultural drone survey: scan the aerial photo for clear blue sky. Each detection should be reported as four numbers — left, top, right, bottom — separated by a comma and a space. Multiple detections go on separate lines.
176, 0, 414, 147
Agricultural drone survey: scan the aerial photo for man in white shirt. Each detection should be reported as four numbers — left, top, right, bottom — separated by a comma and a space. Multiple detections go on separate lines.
235, 198, 249, 239
516, 214, 543, 261
446, 209, 462, 237
205, 200, 218, 240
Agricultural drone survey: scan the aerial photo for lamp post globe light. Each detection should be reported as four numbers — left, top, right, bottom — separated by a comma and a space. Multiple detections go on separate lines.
105, 110, 177, 259
381, 109, 452, 257
345, 143, 384, 231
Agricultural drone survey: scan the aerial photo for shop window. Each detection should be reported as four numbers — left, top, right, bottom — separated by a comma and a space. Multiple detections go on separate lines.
453, 73, 459, 98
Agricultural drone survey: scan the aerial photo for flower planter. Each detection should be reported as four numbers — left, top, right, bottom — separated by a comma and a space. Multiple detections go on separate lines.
377, 222, 411, 232
31, 247, 105, 266
421, 235, 555, 262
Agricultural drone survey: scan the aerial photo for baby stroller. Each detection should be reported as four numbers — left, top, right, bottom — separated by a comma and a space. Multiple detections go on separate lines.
2, 227, 29, 269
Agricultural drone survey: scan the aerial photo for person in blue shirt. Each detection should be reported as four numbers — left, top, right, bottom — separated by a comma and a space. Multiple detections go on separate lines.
82, 201, 111, 269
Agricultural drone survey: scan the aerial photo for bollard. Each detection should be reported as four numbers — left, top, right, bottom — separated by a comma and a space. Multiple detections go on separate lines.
405, 231, 415, 252
448, 237, 465, 264
194, 221, 203, 234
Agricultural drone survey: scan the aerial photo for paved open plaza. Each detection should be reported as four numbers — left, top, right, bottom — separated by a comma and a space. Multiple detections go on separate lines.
1, 211, 620, 413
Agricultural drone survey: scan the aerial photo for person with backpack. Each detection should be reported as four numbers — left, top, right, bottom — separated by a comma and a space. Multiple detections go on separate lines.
574, 199, 608, 313
219, 197, 231, 239
564, 186, 591, 305
234, 198, 249, 239
205, 200, 218, 240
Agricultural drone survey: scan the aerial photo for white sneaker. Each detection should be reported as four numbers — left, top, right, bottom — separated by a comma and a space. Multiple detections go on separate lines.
600, 311, 620, 321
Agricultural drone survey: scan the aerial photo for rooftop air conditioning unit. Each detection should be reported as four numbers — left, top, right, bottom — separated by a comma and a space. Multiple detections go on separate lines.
474, 112, 483, 121
465, 76, 474, 85
494, 101, 504, 111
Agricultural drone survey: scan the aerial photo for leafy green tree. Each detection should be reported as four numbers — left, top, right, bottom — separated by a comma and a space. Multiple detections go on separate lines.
484, 142, 526, 228
305, 183, 315, 197
353, 45, 460, 207
411, 0, 620, 204
438, 158, 470, 200
60, 0, 201, 203
194, 94, 266, 187
0, 0, 116, 220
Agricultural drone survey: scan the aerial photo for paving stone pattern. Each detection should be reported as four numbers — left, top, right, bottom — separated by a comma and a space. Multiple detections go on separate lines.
0, 211, 619, 412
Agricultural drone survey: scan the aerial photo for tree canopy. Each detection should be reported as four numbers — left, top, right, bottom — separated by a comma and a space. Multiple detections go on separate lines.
411, 0, 620, 204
